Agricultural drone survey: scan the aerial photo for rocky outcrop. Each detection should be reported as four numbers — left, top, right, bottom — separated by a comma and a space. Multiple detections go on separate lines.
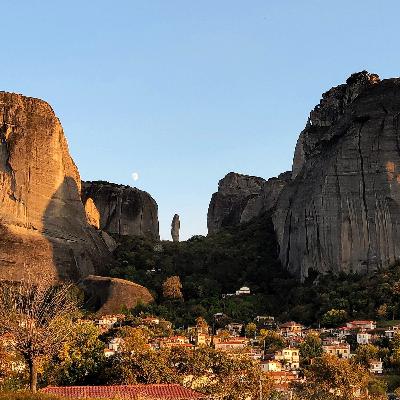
0, 92, 111, 282
81, 181, 159, 239
274, 71, 400, 279
81, 275, 154, 314
207, 172, 290, 234
171, 214, 180, 242
84, 198, 100, 229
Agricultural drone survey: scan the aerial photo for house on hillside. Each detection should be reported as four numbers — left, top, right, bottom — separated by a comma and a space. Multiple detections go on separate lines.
236, 286, 251, 296
275, 347, 300, 370
226, 323, 244, 336
322, 343, 350, 359
279, 321, 304, 337
369, 359, 383, 374
346, 320, 376, 330
261, 360, 282, 372
41, 384, 206, 399
214, 337, 248, 352
357, 331, 371, 345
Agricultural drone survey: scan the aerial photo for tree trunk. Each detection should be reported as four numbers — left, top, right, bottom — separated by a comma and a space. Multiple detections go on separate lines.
28, 358, 38, 392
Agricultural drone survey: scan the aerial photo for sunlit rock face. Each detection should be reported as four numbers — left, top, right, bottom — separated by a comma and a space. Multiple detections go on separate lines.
0, 92, 111, 281
207, 172, 290, 234
81, 181, 159, 239
81, 275, 154, 315
274, 71, 400, 279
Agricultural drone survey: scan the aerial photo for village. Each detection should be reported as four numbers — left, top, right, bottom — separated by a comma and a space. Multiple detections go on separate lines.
2, 284, 400, 399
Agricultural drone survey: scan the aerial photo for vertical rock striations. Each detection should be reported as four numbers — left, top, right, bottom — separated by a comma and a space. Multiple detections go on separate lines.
274, 71, 400, 279
81, 181, 159, 239
207, 71, 400, 280
0, 91, 111, 281
207, 171, 290, 234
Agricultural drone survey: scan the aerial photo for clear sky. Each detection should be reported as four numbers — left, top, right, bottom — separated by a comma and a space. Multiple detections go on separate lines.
2, 1, 400, 240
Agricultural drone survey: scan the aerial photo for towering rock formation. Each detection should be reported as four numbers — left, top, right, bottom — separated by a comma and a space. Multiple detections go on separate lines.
171, 214, 180, 242
207, 171, 290, 234
208, 71, 400, 280
0, 92, 111, 282
274, 71, 400, 279
81, 181, 159, 239
0, 91, 155, 313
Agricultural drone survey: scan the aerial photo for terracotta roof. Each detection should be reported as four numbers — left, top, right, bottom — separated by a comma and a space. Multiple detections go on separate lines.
348, 320, 374, 324
42, 384, 206, 399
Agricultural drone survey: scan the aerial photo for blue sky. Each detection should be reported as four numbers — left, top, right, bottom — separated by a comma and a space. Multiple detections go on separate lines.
2, 1, 400, 239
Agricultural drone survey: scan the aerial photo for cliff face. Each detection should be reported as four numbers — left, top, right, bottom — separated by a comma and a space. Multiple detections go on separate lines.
274, 71, 400, 279
208, 71, 400, 280
0, 92, 112, 281
82, 181, 159, 239
207, 171, 290, 234
0, 92, 155, 313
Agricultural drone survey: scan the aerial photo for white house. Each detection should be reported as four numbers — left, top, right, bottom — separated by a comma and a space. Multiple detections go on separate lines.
261, 360, 282, 372
357, 331, 371, 345
369, 359, 383, 374
236, 286, 251, 296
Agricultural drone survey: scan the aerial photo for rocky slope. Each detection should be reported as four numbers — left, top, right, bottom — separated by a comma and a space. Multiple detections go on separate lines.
81, 181, 159, 239
81, 275, 154, 315
207, 171, 290, 234
208, 71, 400, 279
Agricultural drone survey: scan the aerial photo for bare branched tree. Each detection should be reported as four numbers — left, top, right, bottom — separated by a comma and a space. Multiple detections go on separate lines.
0, 273, 79, 392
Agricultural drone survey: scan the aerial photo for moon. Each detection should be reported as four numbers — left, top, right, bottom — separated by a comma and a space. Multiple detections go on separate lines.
131, 172, 139, 181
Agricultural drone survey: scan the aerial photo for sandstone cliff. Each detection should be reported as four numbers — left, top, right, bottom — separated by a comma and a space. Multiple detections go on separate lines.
273, 71, 400, 279
81, 181, 159, 239
207, 171, 290, 234
0, 92, 154, 313
208, 71, 400, 280
0, 92, 112, 281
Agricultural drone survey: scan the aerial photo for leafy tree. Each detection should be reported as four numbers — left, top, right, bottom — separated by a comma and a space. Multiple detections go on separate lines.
0, 277, 78, 392
353, 344, 379, 368
260, 330, 286, 353
376, 304, 388, 320
294, 354, 371, 400
245, 322, 257, 338
299, 333, 323, 366
321, 309, 348, 327
42, 321, 105, 385
117, 326, 150, 354
162, 276, 183, 300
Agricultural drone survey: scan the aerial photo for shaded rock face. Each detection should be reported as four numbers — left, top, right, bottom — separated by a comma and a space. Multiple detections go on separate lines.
171, 214, 180, 242
274, 71, 400, 279
82, 181, 159, 239
0, 92, 111, 282
81, 275, 154, 315
207, 171, 290, 234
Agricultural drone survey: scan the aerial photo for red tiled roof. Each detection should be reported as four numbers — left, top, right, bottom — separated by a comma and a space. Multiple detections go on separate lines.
348, 320, 374, 324
42, 384, 206, 399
